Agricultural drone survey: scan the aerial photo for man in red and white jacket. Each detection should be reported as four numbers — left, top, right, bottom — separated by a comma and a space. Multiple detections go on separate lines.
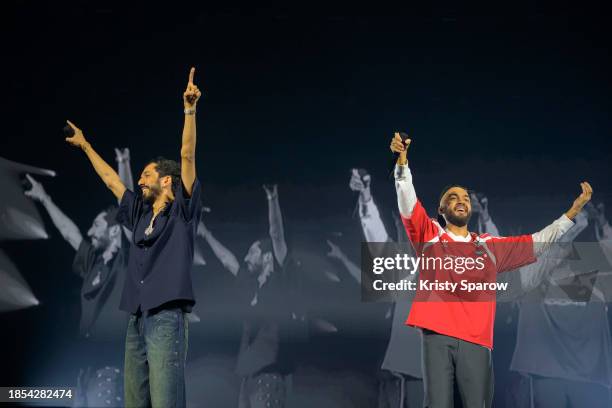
389, 132, 593, 408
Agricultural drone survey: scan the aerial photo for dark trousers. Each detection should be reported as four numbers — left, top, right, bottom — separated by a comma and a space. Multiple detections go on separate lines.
532, 376, 611, 408
378, 370, 424, 408
422, 330, 493, 408
124, 307, 189, 408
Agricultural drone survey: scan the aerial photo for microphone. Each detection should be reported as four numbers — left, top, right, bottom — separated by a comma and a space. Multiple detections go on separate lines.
63, 125, 75, 138
388, 132, 410, 179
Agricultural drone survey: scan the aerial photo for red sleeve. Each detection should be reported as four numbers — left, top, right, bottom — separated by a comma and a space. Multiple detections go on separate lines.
401, 200, 440, 250
488, 234, 537, 273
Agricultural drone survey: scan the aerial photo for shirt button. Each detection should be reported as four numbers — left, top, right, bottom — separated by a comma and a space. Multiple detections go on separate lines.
145, 247, 148, 251
140, 280, 144, 284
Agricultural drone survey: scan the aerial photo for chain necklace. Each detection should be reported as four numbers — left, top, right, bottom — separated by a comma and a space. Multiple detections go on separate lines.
144, 204, 166, 236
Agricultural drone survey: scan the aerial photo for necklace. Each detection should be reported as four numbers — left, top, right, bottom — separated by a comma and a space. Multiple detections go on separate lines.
144, 205, 166, 236
92, 269, 101, 286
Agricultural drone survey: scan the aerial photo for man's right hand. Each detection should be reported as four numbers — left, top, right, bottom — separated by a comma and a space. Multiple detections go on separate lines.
65, 120, 88, 149
350, 168, 372, 202
389, 132, 410, 165
263, 184, 278, 200
326, 240, 343, 260
24, 174, 48, 202
470, 192, 491, 222
114, 147, 130, 163
349, 169, 371, 191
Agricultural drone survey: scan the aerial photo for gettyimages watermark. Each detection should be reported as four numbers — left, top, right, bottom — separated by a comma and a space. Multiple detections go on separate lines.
360, 241, 612, 303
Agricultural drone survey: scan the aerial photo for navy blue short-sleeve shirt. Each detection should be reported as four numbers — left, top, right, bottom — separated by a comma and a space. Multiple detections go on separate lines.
117, 178, 202, 313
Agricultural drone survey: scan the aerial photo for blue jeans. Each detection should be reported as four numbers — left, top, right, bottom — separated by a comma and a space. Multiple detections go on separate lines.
124, 307, 188, 408
238, 373, 289, 408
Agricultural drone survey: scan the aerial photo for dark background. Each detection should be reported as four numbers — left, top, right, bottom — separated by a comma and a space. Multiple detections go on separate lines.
1, 1, 611, 406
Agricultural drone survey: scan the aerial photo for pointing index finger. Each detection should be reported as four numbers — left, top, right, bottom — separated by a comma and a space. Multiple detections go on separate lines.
188, 67, 195, 84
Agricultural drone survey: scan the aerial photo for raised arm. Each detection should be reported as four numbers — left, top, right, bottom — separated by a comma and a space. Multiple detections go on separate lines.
390, 132, 417, 218
587, 202, 612, 302
24, 174, 83, 250
180, 67, 202, 196
350, 168, 391, 243
115, 148, 134, 240
115, 148, 134, 193
197, 218, 240, 276
531, 182, 593, 257
588, 202, 612, 264
588, 202, 611, 242
528, 210, 589, 283
480, 197, 588, 300
264, 184, 288, 266
471, 193, 500, 236
65, 120, 126, 200
326, 240, 361, 283
390, 133, 442, 249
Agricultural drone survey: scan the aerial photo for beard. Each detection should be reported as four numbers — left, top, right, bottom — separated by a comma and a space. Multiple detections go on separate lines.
245, 261, 259, 275
443, 209, 472, 228
142, 183, 162, 204
90, 235, 109, 251
91, 237, 102, 249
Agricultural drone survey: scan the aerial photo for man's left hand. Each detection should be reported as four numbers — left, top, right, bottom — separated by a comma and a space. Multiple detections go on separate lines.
566, 182, 593, 220
183, 67, 202, 108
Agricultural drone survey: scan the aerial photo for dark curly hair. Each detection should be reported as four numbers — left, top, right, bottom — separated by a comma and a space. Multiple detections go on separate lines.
438, 184, 470, 204
148, 157, 181, 192
257, 237, 274, 256
101, 205, 120, 227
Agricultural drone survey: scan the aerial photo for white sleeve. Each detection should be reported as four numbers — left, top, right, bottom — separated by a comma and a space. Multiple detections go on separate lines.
394, 164, 417, 218
520, 216, 586, 293
531, 214, 575, 257
358, 197, 390, 243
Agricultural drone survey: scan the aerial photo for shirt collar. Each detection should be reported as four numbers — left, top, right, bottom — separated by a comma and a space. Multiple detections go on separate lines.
445, 229, 473, 242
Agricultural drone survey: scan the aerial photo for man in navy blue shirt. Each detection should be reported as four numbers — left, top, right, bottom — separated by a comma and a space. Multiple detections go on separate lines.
65, 67, 203, 408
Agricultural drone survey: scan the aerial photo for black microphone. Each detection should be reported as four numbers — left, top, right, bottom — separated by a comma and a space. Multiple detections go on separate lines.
388, 132, 410, 179
63, 125, 75, 138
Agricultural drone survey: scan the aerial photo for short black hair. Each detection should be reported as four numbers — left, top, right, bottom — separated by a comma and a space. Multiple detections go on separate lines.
101, 205, 120, 227
148, 157, 181, 192
437, 184, 470, 227
257, 237, 274, 256
438, 184, 470, 204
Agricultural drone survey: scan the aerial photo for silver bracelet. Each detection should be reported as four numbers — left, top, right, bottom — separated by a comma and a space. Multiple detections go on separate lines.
184, 107, 196, 115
